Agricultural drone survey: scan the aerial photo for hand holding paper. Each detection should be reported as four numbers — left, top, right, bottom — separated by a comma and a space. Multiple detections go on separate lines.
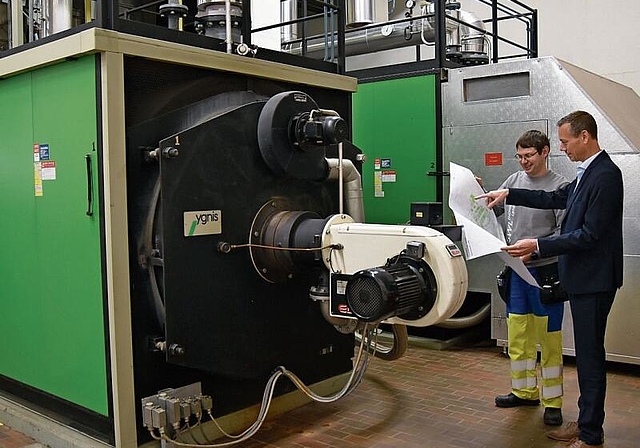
475, 188, 509, 209
502, 238, 538, 258
448, 163, 540, 287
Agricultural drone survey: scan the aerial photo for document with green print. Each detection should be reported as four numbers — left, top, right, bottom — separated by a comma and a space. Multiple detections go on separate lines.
448, 162, 539, 287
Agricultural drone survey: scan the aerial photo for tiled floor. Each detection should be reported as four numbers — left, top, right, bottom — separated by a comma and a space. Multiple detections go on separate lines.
2, 342, 639, 448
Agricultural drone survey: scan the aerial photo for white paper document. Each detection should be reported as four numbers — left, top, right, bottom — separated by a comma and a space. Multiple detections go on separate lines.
448, 162, 539, 287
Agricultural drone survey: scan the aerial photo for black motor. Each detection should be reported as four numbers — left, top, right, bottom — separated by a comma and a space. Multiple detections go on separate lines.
345, 248, 436, 322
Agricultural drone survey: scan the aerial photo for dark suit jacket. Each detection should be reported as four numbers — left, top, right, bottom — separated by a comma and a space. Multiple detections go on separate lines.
507, 150, 623, 294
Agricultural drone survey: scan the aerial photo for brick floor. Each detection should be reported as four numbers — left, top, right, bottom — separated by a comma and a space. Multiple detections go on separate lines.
2, 343, 639, 448
234, 344, 640, 448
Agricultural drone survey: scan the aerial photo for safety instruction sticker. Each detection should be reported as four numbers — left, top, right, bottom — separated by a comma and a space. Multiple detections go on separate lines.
329, 273, 356, 319
373, 157, 392, 170
39, 144, 50, 160
34, 162, 43, 197
381, 170, 396, 182
33, 143, 57, 196
374, 171, 384, 197
41, 161, 57, 180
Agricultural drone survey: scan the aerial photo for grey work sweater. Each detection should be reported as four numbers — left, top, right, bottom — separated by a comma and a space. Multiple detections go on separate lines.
498, 170, 569, 267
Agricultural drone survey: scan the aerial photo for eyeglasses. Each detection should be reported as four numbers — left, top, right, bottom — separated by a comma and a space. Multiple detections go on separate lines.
514, 151, 539, 161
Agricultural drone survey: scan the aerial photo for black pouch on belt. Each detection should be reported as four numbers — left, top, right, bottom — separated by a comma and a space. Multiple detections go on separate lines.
496, 266, 512, 303
537, 262, 568, 304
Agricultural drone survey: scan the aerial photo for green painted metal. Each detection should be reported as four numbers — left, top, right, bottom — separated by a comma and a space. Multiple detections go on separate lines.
352, 75, 438, 224
0, 56, 109, 416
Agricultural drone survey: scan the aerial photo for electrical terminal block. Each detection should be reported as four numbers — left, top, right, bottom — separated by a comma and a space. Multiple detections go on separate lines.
190, 396, 202, 417
200, 395, 213, 412
180, 400, 192, 423
151, 406, 167, 430
140, 383, 205, 431
159, 395, 182, 429
142, 402, 155, 429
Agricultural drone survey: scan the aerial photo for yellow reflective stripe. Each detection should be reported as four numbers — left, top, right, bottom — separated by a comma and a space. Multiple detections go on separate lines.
511, 359, 537, 372
542, 384, 563, 399
542, 365, 563, 379
512, 377, 537, 389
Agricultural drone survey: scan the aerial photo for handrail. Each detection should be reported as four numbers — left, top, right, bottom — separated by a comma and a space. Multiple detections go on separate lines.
445, 12, 535, 59
267, 0, 537, 68
250, 0, 347, 72
2, 0, 538, 72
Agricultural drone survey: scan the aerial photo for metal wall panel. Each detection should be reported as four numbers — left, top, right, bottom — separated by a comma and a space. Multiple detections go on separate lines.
442, 56, 640, 364
353, 75, 439, 225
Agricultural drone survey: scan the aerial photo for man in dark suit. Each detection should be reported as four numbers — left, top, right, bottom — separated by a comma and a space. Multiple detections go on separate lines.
477, 111, 624, 448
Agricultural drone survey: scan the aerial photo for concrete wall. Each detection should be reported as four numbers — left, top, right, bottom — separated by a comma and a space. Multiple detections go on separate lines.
250, 0, 280, 50
526, 0, 640, 95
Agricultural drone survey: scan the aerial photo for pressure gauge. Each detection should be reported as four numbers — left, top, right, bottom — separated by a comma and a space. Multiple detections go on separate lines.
405, 0, 416, 8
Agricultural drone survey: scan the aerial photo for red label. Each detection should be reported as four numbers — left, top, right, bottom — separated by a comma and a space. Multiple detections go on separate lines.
338, 304, 352, 315
485, 152, 503, 166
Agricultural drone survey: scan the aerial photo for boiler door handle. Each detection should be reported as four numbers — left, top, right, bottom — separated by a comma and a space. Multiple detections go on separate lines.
85, 154, 93, 217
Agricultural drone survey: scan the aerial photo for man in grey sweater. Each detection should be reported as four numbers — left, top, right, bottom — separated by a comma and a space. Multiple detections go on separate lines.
491, 130, 569, 426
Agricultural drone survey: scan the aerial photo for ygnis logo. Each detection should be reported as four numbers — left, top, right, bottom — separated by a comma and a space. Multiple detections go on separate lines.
184, 210, 222, 236
195, 211, 219, 225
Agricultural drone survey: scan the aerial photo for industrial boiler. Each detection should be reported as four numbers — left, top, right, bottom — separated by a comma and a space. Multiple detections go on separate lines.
0, 2, 470, 447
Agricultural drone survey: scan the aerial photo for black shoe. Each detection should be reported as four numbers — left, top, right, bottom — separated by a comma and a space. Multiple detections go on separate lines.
543, 407, 563, 426
495, 392, 540, 408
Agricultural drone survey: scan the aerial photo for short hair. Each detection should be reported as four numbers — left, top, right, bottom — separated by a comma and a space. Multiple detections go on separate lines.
557, 110, 598, 140
516, 130, 550, 153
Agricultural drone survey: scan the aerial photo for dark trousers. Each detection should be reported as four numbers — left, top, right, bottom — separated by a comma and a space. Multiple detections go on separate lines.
569, 291, 616, 445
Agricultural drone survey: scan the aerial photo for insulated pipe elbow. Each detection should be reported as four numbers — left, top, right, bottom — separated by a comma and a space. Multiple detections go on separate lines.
326, 158, 365, 223
458, 10, 487, 54
434, 303, 491, 329
459, 10, 487, 37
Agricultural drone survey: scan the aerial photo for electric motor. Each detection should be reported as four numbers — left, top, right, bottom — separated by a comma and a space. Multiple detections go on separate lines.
346, 258, 432, 322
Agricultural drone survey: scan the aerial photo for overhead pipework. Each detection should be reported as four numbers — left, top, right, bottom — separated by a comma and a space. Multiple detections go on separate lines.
22, 0, 74, 42
347, 0, 374, 28
159, 0, 189, 31
281, 0, 299, 43
196, 0, 243, 45
281, 0, 489, 65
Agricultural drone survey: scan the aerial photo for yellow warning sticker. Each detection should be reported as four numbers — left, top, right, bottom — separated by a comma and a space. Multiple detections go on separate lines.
34, 161, 43, 197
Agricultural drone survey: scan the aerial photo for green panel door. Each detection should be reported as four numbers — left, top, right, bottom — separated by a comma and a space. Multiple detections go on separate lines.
352, 75, 438, 224
0, 56, 109, 416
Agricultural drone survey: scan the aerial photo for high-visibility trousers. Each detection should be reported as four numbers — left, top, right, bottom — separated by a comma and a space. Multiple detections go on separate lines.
507, 268, 564, 408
